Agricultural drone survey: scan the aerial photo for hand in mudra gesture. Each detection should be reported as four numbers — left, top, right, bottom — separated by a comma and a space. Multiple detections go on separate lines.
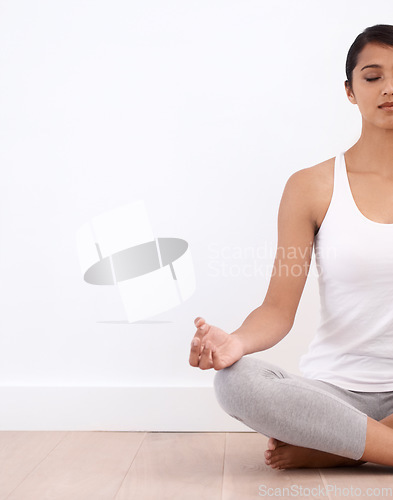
189, 317, 244, 370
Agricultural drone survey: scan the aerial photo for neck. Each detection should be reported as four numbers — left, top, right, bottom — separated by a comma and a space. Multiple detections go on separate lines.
347, 120, 393, 176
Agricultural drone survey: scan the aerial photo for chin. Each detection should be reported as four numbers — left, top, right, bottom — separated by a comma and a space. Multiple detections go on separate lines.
379, 123, 393, 130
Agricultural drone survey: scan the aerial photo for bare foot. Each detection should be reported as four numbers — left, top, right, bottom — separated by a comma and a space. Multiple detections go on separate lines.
264, 437, 367, 470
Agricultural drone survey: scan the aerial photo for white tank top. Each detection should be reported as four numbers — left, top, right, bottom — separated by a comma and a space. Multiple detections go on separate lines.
299, 151, 393, 392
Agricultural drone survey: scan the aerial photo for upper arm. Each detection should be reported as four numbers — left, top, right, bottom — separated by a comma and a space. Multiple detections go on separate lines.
262, 168, 318, 326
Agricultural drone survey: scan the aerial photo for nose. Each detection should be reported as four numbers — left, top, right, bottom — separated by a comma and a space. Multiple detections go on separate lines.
383, 80, 393, 95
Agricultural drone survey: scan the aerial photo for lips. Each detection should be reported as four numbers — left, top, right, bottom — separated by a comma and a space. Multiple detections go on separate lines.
379, 102, 393, 108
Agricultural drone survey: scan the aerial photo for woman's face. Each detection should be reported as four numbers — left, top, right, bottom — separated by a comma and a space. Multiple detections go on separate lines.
345, 42, 393, 129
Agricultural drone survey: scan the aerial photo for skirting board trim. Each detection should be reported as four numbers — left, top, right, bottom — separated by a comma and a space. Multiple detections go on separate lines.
0, 386, 253, 431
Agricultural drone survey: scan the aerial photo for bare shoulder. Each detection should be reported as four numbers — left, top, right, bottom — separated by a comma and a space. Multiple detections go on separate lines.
285, 156, 335, 235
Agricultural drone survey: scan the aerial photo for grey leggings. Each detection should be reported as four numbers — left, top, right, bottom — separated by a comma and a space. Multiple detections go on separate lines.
214, 356, 393, 460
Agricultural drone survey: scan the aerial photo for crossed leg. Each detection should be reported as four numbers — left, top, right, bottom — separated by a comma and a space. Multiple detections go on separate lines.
214, 356, 393, 470
265, 412, 393, 469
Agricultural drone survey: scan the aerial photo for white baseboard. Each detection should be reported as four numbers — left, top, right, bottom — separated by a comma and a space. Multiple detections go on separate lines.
0, 387, 254, 431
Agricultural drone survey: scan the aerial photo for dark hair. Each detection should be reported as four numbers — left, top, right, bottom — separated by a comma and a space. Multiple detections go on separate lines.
345, 24, 393, 92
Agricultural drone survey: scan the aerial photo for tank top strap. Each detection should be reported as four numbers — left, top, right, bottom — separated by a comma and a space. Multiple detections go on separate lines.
333, 151, 354, 212
317, 151, 352, 234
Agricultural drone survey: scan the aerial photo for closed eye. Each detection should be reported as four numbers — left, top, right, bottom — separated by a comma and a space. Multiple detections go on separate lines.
366, 77, 380, 82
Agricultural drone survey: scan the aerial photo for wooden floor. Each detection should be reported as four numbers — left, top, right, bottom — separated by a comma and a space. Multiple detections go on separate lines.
1, 432, 392, 500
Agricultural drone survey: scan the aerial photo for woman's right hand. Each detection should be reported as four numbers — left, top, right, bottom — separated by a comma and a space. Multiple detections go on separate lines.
189, 317, 245, 370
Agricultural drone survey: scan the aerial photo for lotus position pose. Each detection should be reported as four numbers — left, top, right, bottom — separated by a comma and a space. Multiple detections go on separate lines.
189, 24, 393, 470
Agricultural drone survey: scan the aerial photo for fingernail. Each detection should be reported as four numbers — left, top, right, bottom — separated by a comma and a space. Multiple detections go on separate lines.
192, 339, 198, 346
199, 324, 205, 331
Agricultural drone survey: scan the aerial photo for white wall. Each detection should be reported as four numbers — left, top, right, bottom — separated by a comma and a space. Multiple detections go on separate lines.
0, 0, 389, 429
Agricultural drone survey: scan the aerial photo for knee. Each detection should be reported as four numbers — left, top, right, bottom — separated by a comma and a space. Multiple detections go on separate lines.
213, 356, 256, 415
214, 355, 272, 394
213, 356, 282, 416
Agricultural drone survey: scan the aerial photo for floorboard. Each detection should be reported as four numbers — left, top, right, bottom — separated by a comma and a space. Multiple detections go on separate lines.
1, 431, 392, 500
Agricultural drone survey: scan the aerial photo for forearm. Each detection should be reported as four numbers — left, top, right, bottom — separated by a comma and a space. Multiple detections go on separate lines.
230, 304, 293, 356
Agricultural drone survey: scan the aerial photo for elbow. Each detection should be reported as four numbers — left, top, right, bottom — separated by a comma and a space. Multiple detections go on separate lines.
261, 301, 296, 331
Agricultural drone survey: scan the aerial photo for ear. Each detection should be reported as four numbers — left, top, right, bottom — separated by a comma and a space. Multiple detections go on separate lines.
345, 80, 357, 104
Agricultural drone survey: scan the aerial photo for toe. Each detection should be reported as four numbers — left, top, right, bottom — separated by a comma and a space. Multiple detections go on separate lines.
267, 437, 277, 450
271, 459, 287, 470
269, 453, 280, 467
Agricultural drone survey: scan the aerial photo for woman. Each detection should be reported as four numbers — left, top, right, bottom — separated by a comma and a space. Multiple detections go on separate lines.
189, 24, 393, 470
